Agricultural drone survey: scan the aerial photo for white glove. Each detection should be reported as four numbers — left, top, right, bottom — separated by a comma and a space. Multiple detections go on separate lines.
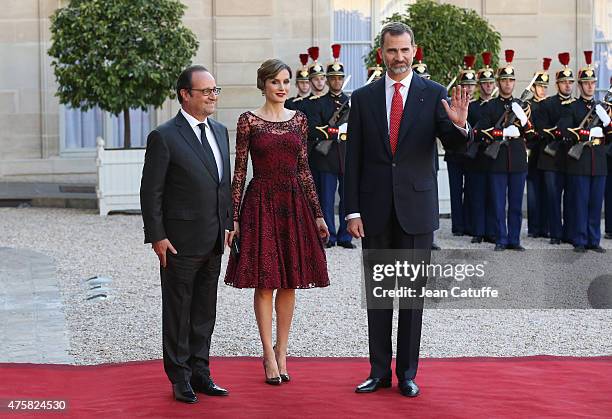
502, 125, 520, 138
511, 102, 528, 126
589, 126, 604, 139
337, 122, 348, 135
595, 104, 611, 126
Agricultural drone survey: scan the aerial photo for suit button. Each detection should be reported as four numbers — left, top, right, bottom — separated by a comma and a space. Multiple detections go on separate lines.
392, 163, 396, 167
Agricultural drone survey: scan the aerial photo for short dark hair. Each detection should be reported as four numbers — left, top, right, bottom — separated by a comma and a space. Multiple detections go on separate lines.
176, 65, 209, 104
257, 59, 292, 90
380, 22, 415, 48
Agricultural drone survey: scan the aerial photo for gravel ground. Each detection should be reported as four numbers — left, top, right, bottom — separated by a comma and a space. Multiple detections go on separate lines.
0, 207, 611, 365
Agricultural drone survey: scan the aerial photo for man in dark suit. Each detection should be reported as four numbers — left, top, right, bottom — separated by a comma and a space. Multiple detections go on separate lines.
140, 65, 232, 404
345, 22, 469, 397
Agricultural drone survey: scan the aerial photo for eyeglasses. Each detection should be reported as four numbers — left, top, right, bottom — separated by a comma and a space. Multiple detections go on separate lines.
189, 87, 222, 96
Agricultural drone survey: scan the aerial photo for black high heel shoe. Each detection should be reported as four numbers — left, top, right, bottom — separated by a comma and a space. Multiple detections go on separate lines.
273, 345, 291, 382
262, 359, 281, 385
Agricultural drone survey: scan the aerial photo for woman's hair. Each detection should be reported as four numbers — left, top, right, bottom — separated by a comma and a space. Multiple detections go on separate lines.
257, 59, 292, 91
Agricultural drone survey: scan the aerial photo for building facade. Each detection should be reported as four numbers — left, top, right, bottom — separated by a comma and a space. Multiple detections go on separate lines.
0, 0, 606, 184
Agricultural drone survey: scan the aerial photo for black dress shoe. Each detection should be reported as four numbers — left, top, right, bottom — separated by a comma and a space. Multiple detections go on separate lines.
172, 382, 198, 403
484, 236, 496, 244
471, 236, 483, 243
494, 244, 506, 251
191, 377, 229, 396
507, 244, 525, 251
549, 238, 561, 245
573, 245, 586, 253
605, 233, 612, 240
355, 377, 392, 393
586, 245, 607, 253
337, 241, 356, 249
431, 243, 441, 250
453, 232, 464, 237
399, 379, 420, 397
324, 241, 335, 249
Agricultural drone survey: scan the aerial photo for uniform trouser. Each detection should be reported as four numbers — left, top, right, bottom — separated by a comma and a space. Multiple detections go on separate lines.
463, 170, 473, 235
527, 168, 549, 236
566, 175, 606, 247
490, 172, 527, 246
447, 161, 467, 234
161, 251, 221, 384
466, 172, 496, 238
319, 171, 351, 244
362, 204, 432, 382
605, 172, 612, 235
543, 171, 565, 240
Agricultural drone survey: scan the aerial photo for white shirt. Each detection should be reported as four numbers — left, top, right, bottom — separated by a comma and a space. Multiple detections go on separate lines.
180, 108, 223, 180
345, 71, 469, 221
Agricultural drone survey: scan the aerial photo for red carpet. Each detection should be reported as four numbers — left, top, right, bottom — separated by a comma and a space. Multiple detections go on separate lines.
1, 356, 611, 418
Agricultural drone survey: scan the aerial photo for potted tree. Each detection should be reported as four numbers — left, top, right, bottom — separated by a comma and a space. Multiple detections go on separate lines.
48, 0, 198, 215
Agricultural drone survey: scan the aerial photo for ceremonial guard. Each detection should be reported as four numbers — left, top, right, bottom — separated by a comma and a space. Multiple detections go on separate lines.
526, 58, 552, 238
446, 55, 476, 236
310, 44, 354, 249
559, 51, 612, 252
367, 48, 384, 83
303, 46, 326, 191
605, 75, 612, 240
465, 51, 496, 244
412, 46, 430, 79
537, 53, 575, 245
285, 53, 311, 112
475, 50, 537, 251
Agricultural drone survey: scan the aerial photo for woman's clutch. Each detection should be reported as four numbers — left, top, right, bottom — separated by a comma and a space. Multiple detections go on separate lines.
231, 236, 240, 257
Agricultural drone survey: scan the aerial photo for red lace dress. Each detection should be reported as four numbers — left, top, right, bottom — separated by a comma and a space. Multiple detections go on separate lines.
224, 111, 330, 289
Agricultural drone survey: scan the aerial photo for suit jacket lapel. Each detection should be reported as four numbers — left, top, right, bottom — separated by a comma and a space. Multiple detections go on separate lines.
372, 78, 392, 158
209, 119, 229, 183
175, 111, 220, 183
397, 74, 426, 148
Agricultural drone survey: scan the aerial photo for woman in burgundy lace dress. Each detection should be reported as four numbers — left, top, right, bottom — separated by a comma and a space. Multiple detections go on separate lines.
225, 59, 330, 385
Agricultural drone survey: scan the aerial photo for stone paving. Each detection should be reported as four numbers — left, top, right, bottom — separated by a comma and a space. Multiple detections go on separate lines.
0, 247, 73, 364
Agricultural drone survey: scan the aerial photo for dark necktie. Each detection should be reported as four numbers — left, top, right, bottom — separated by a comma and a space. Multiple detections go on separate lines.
198, 122, 220, 180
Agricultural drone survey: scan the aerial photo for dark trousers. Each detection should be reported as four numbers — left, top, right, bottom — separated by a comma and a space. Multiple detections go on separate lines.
527, 168, 549, 236
490, 172, 527, 246
161, 251, 222, 384
319, 171, 351, 244
543, 171, 565, 240
447, 161, 467, 234
465, 172, 496, 238
605, 173, 612, 234
362, 206, 433, 381
566, 175, 606, 247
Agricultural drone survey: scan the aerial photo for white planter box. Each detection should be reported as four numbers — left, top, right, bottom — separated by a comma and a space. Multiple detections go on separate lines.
96, 137, 145, 216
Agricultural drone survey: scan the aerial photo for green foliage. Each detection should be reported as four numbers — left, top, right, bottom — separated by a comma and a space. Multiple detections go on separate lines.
366, 0, 501, 87
48, 0, 198, 147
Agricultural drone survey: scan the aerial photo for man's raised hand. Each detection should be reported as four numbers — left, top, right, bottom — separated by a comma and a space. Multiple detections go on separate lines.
441, 86, 469, 128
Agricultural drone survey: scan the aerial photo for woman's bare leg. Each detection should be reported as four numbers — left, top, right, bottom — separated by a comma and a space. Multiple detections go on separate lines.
254, 288, 279, 378
274, 288, 295, 375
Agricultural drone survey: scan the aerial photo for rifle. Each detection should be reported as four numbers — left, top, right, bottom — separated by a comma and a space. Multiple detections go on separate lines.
567, 88, 612, 160
483, 74, 537, 160
314, 75, 352, 156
